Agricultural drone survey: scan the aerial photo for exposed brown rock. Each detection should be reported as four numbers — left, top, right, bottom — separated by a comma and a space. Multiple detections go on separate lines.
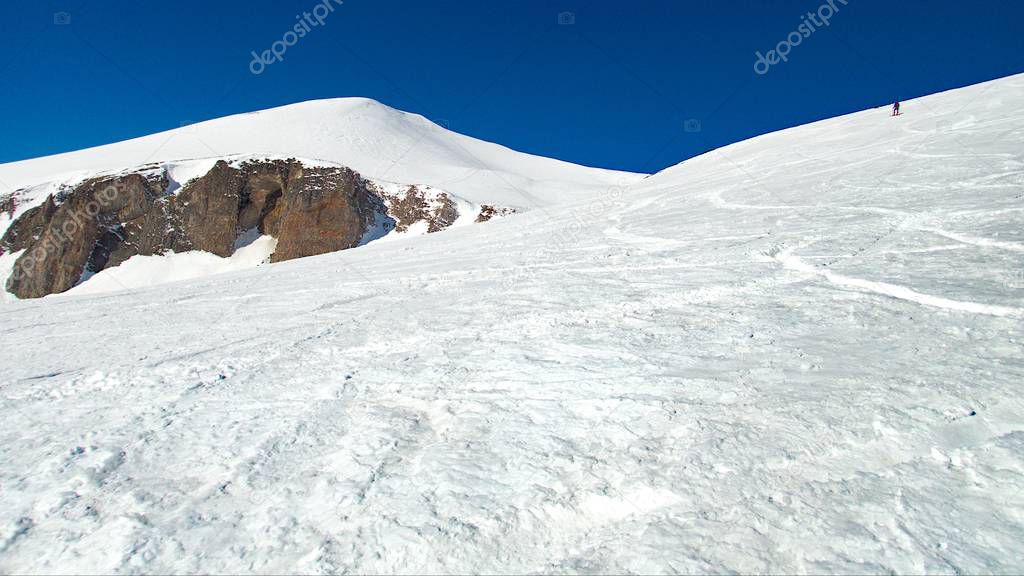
1, 159, 380, 298
270, 166, 373, 262
382, 185, 459, 233
1, 195, 57, 256
385, 185, 429, 233
174, 160, 243, 257
427, 193, 458, 233
475, 204, 517, 223
2, 158, 511, 299
3, 174, 164, 298
238, 163, 289, 234
0, 193, 16, 221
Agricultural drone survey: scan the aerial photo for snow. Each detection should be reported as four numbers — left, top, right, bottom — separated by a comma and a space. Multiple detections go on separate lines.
0, 182, 63, 240
62, 235, 278, 296
1, 73, 1023, 573
368, 181, 485, 244
772, 244, 1024, 319
0, 250, 25, 303
0, 104, 605, 296
0, 97, 643, 211
163, 158, 220, 195
1, 152, 508, 297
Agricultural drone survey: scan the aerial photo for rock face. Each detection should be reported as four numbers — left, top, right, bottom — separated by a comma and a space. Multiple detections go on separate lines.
378, 185, 459, 233
2, 173, 170, 299
475, 204, 518, 223
267, 165, 375, 262
1, 159, 377, 298
1, 158, 514, 299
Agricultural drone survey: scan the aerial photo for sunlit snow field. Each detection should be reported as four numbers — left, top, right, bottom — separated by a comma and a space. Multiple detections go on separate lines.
1, 75, 1023, 573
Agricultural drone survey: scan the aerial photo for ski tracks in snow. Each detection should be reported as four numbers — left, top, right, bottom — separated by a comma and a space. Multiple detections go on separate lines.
4, 75, 1024, 573
917, 226, 1024, 254
769, 244, 1024, 319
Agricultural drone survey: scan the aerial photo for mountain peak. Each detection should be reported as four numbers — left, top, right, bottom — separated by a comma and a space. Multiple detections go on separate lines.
0, 97, 643, 210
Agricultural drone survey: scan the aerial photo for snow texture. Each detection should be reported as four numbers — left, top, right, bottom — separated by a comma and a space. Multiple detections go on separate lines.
0, 74, 1023, 573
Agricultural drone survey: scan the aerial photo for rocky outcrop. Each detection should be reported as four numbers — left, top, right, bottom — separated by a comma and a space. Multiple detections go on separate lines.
175, 161, 244, 257
3, 174, 169, 298
475, 204, 518, 223
2, 158, 515, 299
266, 164, 376, 262
1, 159, 377, 298
377, 185, 459, 233
0, 193, 17, 220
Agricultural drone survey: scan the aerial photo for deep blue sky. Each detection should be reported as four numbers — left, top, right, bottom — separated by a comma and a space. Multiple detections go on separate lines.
2, 0, 1022, 173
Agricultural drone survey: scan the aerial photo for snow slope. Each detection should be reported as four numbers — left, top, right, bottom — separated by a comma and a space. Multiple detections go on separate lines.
0, 99, 641, 298
1, 74, 1023, 573
0, 98, 643, 210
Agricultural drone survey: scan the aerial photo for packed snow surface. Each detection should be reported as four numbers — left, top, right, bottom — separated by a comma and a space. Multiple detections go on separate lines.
1, 74, 1023, 573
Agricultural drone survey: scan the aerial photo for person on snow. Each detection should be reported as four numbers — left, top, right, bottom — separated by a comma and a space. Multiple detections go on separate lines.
892, 101, 900, 116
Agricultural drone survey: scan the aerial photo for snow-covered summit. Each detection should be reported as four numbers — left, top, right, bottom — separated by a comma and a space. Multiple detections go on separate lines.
0, 97, 644, 210
0, 98, 643, 299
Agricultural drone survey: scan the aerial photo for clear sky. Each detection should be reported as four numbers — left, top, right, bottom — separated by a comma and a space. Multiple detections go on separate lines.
2, 0, 1022, 173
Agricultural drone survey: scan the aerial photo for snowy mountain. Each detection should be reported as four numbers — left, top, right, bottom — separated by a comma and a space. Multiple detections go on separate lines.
1, 73, 1023, 572
0, 99, 641, 299
0, 97, 641, 209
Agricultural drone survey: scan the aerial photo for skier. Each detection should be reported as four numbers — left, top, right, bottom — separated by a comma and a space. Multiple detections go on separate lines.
892, 101, 900, 116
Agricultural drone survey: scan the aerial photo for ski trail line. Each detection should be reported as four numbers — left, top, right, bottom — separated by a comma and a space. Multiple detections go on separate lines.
774, 247, 1024, 319
916, 226, 1024, 253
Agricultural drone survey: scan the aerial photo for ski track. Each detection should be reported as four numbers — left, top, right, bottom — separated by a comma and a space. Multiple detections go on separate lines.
917, 226, 1024, 253
773, 245, 1024, 319
1, 75, 1024, 573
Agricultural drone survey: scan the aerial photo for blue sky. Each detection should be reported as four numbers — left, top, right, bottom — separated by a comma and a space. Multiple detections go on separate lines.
2, 0, 1022, 173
